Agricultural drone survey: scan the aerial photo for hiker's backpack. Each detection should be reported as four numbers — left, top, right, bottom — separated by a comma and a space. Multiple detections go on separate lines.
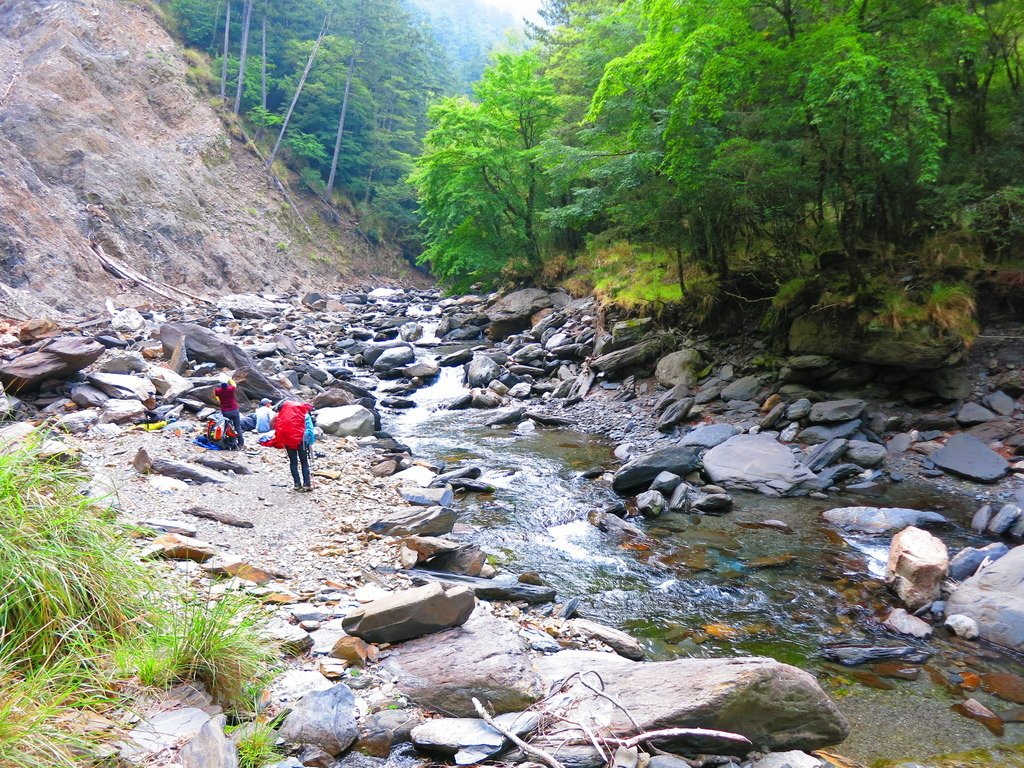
206, 414, 239, 448
303, 413, 316, 449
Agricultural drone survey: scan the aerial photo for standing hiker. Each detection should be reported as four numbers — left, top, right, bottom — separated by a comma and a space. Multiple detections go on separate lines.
214, 375, 244, 448
265, 399, 313, 492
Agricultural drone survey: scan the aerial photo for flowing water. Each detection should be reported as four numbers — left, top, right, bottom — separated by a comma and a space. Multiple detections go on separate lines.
369, 322, 1024, 766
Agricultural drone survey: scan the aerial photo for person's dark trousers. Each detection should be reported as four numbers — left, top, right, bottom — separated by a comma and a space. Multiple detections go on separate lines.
223, 409, 244, 447
287, 446, 310, 488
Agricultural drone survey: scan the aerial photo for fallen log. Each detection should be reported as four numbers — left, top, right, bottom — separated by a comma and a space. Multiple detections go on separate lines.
133, 448, 226, 485
183, 505, 254, 529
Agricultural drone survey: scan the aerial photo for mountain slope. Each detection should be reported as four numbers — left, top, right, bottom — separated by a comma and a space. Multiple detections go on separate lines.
0, 0, 426, 316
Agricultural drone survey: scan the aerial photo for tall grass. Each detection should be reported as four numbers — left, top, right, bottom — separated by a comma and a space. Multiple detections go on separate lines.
115, 591, 274, 711
0, 443, 148, 667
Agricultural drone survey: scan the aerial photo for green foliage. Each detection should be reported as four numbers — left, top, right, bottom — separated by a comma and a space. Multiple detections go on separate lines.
0, 442, 148, 668
232, 722, 284, 768
114, 591, 273, 711
411, 51, 560, 289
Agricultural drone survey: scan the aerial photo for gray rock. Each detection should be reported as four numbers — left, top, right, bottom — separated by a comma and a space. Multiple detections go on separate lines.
383, 611, 546, 717
971, 504, 994, 533
924, 368, 972, 400
465, 354, 502, 388
956, 402, 996, 426
317, 405, 376, 437
179, 714, 238, 768
786, 398, 812, 421
657, 397, 693, 431
279, 684, 359, 756
99, 351, 148, 374
944, 544, 1024, 651
883, 608, 932, 638
797, 420, 860, 445
821, 507, 947, 534
635, 489, 665, 516
944, 613, 979, 640
535, 651, 849, 752
591, 339, 663, 372
702, 434, 817, 496
803, 438, 848, 472
680, 423, 741, 450
99, 398, 146, 425
949, 543, 1010, 581
720, 375, 761, 401
264, 618, 314, 656
87, 371, 156, 402
487, 289, 554, 339
808, 399, 865, 423
655, 348, 704, 388
400, 487, 454, 508
985, 390, 1016, 416
342, 583, 475, 643
844, 439, 887, 468
930, 433, 1009, 483
119, 708, 211, 764
748, 752, 825, 768
369, 507, 457, 537
0, 336, 105, 394
411, 712, 538, 765
988, 503, 1022, 535
374, 346, 416, 375
650, 471, 682, 495
612, 446, 701, 494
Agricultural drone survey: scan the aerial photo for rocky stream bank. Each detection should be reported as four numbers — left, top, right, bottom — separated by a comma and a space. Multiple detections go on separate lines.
0, 287, 1022, 768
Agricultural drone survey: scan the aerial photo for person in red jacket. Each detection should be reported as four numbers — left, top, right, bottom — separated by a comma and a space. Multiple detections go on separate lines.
214, 375, 244, 449
265, 399, 313, 491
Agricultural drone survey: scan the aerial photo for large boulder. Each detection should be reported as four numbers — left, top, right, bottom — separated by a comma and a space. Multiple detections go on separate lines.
465, 354, 502, 388
535, 651, 849, 753
886, 526, 948, 610
369, 506, 456, 537
808, 399, 865, 424
342, 583, 475, 643
822, 507, 947, 534
317, 405, 376, 437
0, 336, 104, 393
655, 348, 704, 388
148, 367, 193, 402
945, 544, 1024, 651
720, 375, 761, 402
487, 289, 554, 339
930, 433, 1009, 483
382, 611, 546, 717
373, 346, 416, 375
178, 715, 237, 768
702, 434, 816, 496
788, 311, 962, 370
591, 338, 663, 373
278, 684, 359, 757
87, 372, 156, 403
159, 322, 251, 369
612, 446, 700, 494
217, 294, 290, 319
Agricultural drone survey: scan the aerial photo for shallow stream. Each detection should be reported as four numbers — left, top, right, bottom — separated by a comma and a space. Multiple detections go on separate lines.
374, 327, 1024, 766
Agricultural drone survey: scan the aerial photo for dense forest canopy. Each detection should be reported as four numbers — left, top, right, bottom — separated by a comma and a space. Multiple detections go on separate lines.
165, 0, 521, 256
413, 0, 1024, 339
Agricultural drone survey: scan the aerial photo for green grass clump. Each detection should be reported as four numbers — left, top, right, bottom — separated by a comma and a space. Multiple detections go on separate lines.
115, 591, 274, 711
0, 443, 148, 667
233, 722, 284, 768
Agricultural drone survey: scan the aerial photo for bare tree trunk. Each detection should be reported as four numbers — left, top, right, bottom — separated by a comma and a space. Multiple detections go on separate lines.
260, 6, 267, 109
233, 0, 253, 115
220, 0, 231, 103
326, 45, 357, 198
266, 16, 329, 169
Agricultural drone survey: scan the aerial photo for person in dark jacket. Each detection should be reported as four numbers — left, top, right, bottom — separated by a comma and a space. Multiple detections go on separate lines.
214, 375, 244, 448
265, 399, 313, 491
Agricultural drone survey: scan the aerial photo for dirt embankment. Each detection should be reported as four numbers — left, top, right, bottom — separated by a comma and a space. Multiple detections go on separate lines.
0, 0, 429, 318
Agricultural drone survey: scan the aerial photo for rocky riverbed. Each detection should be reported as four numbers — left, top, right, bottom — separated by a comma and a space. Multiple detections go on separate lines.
0, 287, 1021, 768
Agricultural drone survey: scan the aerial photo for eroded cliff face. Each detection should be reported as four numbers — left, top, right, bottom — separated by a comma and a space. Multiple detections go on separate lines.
0, 0, 425, 316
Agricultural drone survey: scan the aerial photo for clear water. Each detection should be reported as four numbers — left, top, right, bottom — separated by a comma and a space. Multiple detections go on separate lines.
375, 332, 1024, 766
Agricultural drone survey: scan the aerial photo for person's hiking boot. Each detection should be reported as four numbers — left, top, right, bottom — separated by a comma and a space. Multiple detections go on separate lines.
300, 485, 313, 493
293, 483, 302, 491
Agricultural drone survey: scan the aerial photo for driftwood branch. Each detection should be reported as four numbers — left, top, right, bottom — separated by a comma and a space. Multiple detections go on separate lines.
472, 697, 566, 768
604, 728, 752, 750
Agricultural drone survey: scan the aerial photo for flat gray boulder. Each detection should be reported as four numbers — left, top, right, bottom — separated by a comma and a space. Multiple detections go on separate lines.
945, 544, 1024, 651
808, 399, 865, 423
465, 354, 502, 388
342, 583, 475, 643
369, 506, 456, 537
655, 348, 704, 388
535, 651, 849, 752
930, 433, 1008, 483
720, 375, 761, 401
317, 405, 376, 437
0, 336, 105, 393
822, 506, 947, 534
702, 434, 816, 496
487, 289, 553, 339
411, 712, 538, 765
680, 423, 741, 450
612, 446, 700, 494
279, 684, 358, 756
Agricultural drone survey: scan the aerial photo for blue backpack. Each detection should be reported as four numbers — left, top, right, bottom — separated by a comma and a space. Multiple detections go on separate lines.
303, 413, 316, 449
